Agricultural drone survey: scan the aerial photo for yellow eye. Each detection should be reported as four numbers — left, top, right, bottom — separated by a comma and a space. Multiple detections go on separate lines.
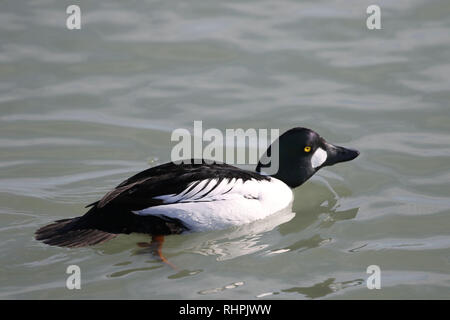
304, 146, 311, 153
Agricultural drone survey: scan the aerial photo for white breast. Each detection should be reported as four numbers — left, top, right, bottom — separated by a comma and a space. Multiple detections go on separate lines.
133, 177, 293, 232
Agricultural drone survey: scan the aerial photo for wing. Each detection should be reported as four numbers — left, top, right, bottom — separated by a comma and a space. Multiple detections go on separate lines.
88, 159, 269, 212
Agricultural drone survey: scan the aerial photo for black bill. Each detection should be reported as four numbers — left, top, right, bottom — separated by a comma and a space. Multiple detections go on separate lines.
323, 143, 360, 167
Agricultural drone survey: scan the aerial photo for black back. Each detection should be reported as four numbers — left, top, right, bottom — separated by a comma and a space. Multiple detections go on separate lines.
73, 160, 269, 234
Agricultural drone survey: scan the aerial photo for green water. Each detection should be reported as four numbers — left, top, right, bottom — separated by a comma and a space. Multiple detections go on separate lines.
1, 0, 449, 299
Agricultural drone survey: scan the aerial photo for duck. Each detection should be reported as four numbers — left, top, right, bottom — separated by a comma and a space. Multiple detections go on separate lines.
35, 127, 359, 265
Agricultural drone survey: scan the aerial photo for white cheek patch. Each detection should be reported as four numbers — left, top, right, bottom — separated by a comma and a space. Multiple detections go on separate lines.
311, 147, 327, 168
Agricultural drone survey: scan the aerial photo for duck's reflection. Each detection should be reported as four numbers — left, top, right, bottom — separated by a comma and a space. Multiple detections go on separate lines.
184, 207, 295, 261
282, 277, 364, 299
279, 176, 359, 236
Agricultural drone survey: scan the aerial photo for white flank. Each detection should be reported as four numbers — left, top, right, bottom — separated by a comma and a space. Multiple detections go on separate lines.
311, 147, 327, 168
133, 177, 293, 232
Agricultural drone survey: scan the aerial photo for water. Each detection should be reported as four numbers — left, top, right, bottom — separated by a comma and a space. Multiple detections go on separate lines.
1, 0, 450, 299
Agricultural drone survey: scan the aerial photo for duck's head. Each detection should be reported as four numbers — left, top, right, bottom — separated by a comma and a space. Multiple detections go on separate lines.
256, 127, 359, 188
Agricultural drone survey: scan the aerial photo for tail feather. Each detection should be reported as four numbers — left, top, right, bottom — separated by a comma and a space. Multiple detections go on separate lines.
35, 218, 117, 248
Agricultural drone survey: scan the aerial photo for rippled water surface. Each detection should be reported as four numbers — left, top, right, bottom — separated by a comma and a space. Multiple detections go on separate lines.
1, 0, 450, 299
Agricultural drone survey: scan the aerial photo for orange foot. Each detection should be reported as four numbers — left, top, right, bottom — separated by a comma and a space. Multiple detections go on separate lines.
138, 235, 178, 270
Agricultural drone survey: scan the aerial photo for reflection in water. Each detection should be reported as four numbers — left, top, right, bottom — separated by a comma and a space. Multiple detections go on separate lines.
113, 261, 132, 266
187, 208, 295, 261
348, 243, 369, 253
256, 291, 279, 298
97, 207, 295, 276
198, 281, 245, 295
270, 179, 359, 256
282, 278, 364, 299
168, 269, 202, 280
269, 234, 332, 255
318, 207, 359, 229
278, 176, 360, 236
109, 265, 162, 278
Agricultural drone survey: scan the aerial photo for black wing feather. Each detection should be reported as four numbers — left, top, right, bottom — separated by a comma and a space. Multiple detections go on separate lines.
92, 159, 269, 210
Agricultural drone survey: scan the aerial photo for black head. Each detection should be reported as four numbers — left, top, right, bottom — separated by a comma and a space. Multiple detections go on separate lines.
256, 127, 359, 188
